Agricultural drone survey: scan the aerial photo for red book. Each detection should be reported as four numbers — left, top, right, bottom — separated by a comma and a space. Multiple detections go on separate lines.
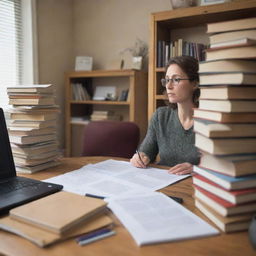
192, 174, 256, 204
194, 185, 256, 216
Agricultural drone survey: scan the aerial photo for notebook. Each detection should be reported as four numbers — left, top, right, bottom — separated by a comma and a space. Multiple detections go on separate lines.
0, 108, 63, 215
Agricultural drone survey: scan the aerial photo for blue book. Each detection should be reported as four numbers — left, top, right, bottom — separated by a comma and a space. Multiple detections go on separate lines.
75, 227, 112, 243
194, 165, 256, 190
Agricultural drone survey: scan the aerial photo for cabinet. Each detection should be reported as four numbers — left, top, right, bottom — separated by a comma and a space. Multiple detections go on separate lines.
65, 69, 148, 156
148, 0, 256, 120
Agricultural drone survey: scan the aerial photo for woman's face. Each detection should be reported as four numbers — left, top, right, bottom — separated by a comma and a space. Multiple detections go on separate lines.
165, 64, 195, 104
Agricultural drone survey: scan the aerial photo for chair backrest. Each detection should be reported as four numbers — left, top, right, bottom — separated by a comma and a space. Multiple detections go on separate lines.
81, 121, 140, 158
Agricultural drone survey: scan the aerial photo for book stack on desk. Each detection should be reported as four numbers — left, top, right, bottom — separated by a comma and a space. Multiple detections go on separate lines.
0, 191, 113, 247
7, 85, 61, 173
193, 17, 256, 233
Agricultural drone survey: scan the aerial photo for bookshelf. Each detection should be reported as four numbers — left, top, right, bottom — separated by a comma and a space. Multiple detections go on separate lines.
148, 0, 256, 121
65, 69, 148, 156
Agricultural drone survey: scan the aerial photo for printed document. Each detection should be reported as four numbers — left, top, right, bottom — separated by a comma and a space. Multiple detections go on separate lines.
107, 191, 219, 245
45, 159, 189, 198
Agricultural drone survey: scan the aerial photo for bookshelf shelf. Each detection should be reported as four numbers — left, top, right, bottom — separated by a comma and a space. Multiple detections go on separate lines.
148, 0, 256, 120
65, 69, 148, 156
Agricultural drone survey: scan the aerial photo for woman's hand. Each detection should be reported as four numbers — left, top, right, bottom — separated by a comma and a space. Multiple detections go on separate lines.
168, 162, 193, 175
130, 152, 150, 168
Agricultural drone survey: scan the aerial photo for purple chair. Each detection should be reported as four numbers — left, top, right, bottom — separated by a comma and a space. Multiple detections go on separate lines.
81, 121, 140, 158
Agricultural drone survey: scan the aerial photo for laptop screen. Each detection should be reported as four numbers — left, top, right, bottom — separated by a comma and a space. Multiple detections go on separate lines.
0, 108, 16, 179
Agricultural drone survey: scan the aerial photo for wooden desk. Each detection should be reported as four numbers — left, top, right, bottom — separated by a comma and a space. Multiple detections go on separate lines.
0, 157, 254, 256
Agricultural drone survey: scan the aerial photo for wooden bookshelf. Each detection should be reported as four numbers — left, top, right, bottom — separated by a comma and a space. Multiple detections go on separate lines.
148, 0, 256, 120
65, 69, 148, 156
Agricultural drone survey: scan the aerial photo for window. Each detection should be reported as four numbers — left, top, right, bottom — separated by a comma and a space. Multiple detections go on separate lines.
0, 0, 38, 110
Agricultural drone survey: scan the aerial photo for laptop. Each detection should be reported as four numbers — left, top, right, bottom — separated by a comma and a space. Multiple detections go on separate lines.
0, 108, 63, 215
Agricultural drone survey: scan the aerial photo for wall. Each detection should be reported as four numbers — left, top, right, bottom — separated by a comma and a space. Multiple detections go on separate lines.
36, 0, 171, 150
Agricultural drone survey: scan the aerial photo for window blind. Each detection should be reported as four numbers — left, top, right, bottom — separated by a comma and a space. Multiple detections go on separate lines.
0, 0, 22, 109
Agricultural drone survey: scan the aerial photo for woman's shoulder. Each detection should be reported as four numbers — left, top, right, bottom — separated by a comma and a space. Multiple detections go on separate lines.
152, 106, 176, 121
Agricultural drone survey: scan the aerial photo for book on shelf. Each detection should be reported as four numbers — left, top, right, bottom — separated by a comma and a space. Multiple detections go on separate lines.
194, 119, 256, 138
199, 59, 256, 74
198, 99, 256, 112
193, 109, 256, 123
0, 212, 112, 247
194, 185, 256, 217
199, 152, 256, 177
192, 174, 256, 204
9, 119, 56, 128
10, 141, 58, 155
15, 160, 60, 174
210, 38, 256, 50
206, 46, 256, 61
7, 84, 54, 94
199, 86, 256, 100
9, 112, 57, 121
199, 72, 256, 86
207, 17, 256, 34
9, 134, 56, 145
209, 29, 256, 45
9, 97, 55, 106
9, 191, 107, 235
195, 133, 256, 155
72, 83, 91, 101
195, 198, 252, 233
8, 127, 56, 137
118, 89, 129, 101
193, 165, 256, 190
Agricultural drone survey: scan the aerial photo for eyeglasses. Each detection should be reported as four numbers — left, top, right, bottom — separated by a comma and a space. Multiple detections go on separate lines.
161, 78, 191, 87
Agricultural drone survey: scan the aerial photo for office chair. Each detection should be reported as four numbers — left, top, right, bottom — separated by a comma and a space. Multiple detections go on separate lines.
81, 121, 140, 158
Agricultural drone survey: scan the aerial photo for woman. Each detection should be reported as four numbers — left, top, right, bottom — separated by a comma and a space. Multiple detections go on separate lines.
130, 56, 200, 175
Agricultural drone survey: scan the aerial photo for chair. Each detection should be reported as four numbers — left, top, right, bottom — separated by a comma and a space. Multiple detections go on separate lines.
81, 121, 140, 158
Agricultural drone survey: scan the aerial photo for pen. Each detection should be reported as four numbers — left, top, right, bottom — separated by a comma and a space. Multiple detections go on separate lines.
76, 227, 112, 243
78, 230, 116, 246
136, 150, 146, 168
85, 193, 105, 199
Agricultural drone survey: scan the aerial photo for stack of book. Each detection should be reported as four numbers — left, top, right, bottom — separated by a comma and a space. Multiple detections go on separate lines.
0, 191, 113, 247
90, 110, 121, 121
7, 84, 60, 173
193, 17, 256, 233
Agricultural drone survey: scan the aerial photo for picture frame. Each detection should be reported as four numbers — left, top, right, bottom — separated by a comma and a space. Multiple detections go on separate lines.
75, 56, 93, 71
200, 0, 231, 5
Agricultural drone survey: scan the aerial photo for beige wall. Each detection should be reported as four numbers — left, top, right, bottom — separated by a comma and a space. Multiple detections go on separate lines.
37, 0, 171, 149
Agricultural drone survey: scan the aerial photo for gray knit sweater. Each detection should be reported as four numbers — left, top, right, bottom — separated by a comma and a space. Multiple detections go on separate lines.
139, 106, 200, 167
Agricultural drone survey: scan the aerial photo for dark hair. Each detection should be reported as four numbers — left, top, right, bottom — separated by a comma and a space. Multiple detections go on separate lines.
164, 56, 200, 109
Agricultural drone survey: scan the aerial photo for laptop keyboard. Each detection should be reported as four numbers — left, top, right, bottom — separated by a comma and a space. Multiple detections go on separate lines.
0, 178, 41, 194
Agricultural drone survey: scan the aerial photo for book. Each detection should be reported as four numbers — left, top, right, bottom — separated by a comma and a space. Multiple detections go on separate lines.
0, 213, 112, 247
193, 119, 256, 138
13, 154, 60, 166
193, 165, 256, 190
199, 73, 256, 86
9, 191, 107, 234
198, 99, 256, 112
195, 133, 256, 155
199, 152, 256, 177
199, 59, 256, 74
9, 120, 56, 128
9, 134, 56, 145
193, 109, 256, 123
199, 86, 256, 100
209, 38, 256, 50
194, 186, 256, 216
9, 97, 55, 106
9, 112, 56, 121
209, 29, 256, 45
195, 199, 252, 233
7, 84, 54, 94
206, 46, 256, 61
10, 141, 58, 155
8, 127, 56, 137
192, 174, 256, 204
15, 160, 60, 174
207, 17, 256, 34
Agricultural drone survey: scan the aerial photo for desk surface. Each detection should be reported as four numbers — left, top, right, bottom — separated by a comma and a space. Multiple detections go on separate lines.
0, 157, 254, 256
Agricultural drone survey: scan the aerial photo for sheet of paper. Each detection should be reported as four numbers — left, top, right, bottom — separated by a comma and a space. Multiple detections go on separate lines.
44, 160, 189, 198
107, 191, 219, 245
